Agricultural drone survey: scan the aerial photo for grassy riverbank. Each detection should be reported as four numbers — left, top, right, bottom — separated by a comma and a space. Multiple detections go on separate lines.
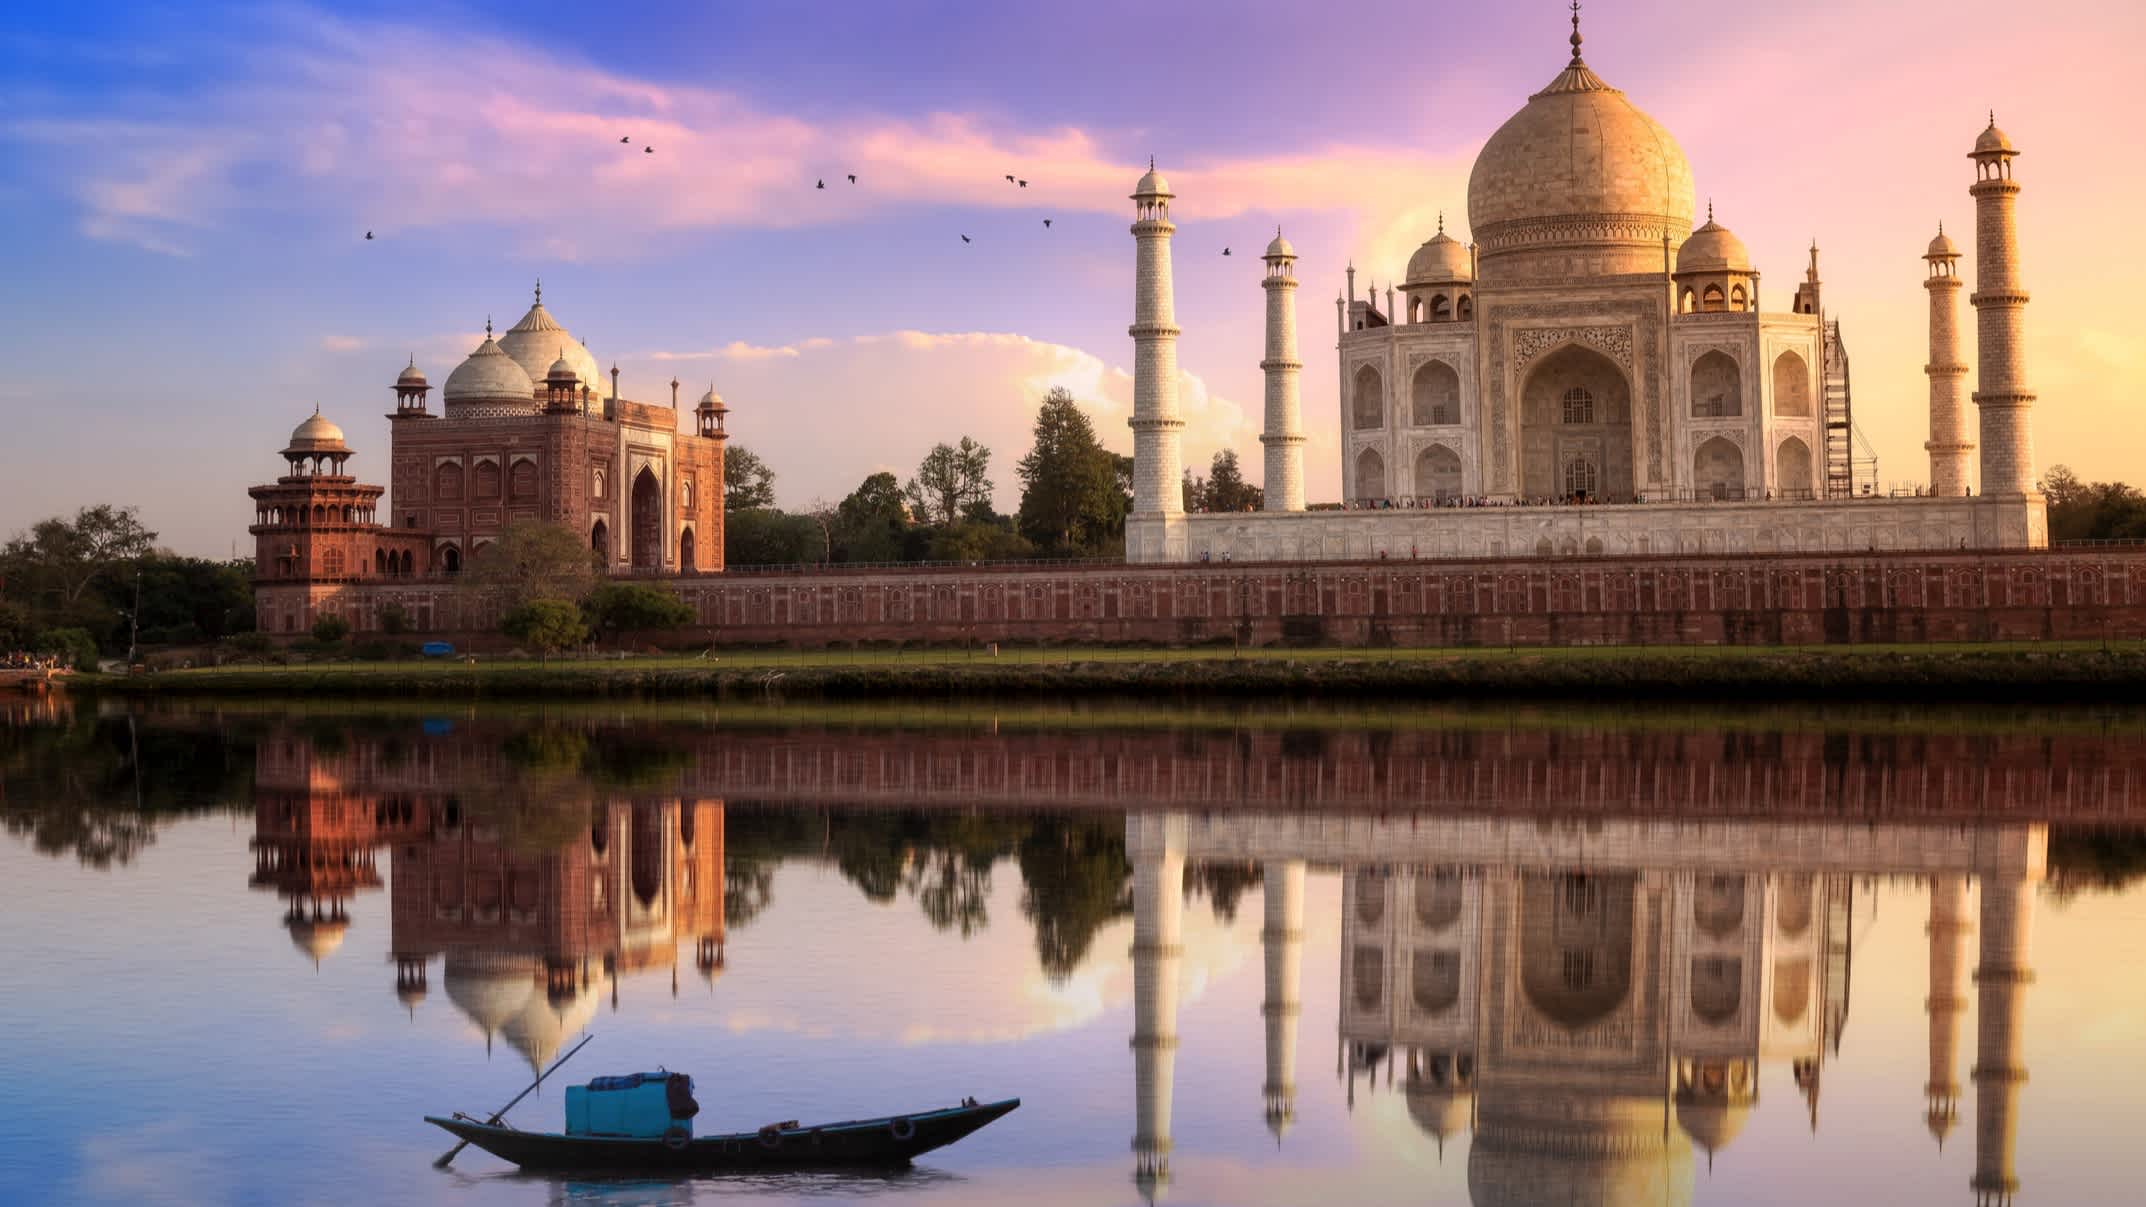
72, 640, 2146, 702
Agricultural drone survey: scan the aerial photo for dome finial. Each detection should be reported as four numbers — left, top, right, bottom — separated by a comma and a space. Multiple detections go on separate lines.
1148, 155, 1155, 171
1437, 211, 1445, 235
485, 315, 493, 337
534, 278, 542, 305
1707, 199, 1714, 222
1569, 1, 1584, 65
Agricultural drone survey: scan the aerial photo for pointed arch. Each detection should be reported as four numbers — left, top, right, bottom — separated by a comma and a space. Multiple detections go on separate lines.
1690, 350, 1742, 418
590, 518, 610, 563
1694, 436, 1746, 500
679, 526, 697, 574
1411, 360, 1461, 426
1351, 364, 1384, 430
1777, 435, 1815, 496
1773, 350, 1813, 418
1354, 446, 1386, 502
631, 467, 663, 569
1414, 443, 1463, 502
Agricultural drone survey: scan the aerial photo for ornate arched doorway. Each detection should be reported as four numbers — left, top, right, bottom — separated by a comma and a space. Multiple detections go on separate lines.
1519, 345, 1635, 501
631, 468, 662, 569
590, 519, 609, 563
679, 527, 696, 574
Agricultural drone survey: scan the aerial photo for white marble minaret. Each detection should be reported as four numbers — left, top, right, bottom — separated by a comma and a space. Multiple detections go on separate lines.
1259, 233, 1307, 512
1971, 839, 2041, 1206
1261, 860, 1306, 1138
1130, 162, 1185, 519
1924, 873, 1973, 1147
1969, 118, 2036, 498
1924, 227, 1974, 497
1129, 815, 1185, 1198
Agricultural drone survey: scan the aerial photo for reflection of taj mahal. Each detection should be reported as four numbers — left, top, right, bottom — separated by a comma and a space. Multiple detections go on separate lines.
1128, 814, 2044, 1205
1126, 8, 2047, 563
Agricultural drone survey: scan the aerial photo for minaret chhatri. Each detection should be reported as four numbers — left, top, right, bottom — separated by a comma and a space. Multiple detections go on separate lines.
1925, 226, 1974, 496
1969, 117, 2036, 497
1259, 232, 1306, 512
1129, 815, 1185, 1199
1924, 874, 1973, 1147
1971, 832, 2043, 1206
1261, 860, 1306, 1139
1130, 160, 1185, 518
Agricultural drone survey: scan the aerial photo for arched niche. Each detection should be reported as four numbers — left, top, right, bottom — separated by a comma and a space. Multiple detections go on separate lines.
1773, 350, 1813, 418
1520, 344, 1634, 501
1519, 872, 1636, 1031
1415, 444, 1463, 502
1694, 436, 1745, 500
1352, 365, 1384, 430
1412, 360, 1461, 426
1355, 447, 1387, 502
1691, 350, 1742, 418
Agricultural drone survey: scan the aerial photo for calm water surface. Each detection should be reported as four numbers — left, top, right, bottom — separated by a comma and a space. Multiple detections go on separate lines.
4, 695, 2144, 1206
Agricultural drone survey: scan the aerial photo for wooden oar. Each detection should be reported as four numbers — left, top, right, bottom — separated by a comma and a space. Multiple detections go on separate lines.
434, 1032, 596, 1168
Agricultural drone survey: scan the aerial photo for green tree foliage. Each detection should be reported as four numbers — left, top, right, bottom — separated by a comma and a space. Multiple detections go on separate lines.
0, 601, 31, 650
725, 507, 822, 566
1, 712, 251, 867
33, 627, 100, 670
906, 437, 995, 526
1016, 388, 1131, 555
1203, 449, 1263, 513
501, 598, 588, 656
583, 582, 694, 642
723, 444, 779, 512
833, 472, 912, 563
927, 519, 1036, 563
2046, 825, 2146, 900
2042, 465, 2146, 542
134, 557, 252, 644
310, 614, 351, 645
463, 521, 599, 609
0, 505, 157, 612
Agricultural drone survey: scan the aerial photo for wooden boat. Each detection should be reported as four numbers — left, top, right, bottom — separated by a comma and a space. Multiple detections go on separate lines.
424, 1097, 1019, 1172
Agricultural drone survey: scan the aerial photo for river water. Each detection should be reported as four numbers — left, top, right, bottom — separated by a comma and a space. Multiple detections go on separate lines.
3, 693, 2143, 1206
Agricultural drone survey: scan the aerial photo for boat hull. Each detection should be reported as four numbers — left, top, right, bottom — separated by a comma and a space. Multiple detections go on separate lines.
425, 1099, 1018, 1172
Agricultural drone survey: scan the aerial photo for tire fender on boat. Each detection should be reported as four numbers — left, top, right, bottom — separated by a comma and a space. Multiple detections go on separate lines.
662, 1126, 691, 1151
889, 1116, 916, 1141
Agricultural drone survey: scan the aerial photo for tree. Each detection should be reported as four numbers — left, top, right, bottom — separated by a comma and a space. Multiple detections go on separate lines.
723, 444, 778, 512
724, 508, 821, 566
501, 598, 587, 657
833, 472, 910, 563
583, 582, 694, 643
2041, 464, 2146, 543
462, 521, 598, 609
1016, 388, 1129, 555
32, 627, 99, 671
928, 519, 1035, 563
0, 505, 157, 613
906, 437, 995, 526
134, 556, 252, 643
310, 614, 350, 645
1203, 449, 1263, 512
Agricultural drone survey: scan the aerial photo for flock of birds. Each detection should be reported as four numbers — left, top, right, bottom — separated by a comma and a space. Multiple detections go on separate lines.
363, 135, 1239, 256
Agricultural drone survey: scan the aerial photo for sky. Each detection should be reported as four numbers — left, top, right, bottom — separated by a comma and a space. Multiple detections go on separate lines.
3, 0, 2143, 558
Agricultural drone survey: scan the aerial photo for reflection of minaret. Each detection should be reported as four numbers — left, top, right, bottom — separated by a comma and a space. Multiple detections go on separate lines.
1925, 874, 1972, 1147
1129, 816, 1185, 1200
1972, 850, 2040, 1206
1261, 860, 1305, 1141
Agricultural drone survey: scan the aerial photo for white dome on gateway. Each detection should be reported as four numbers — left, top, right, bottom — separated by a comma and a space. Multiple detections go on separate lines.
498, 281, 604, 396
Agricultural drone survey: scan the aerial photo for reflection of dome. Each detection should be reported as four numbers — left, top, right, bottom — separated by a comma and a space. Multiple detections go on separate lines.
1675, 1097, 1752, 1156
1469, 1104, 1694, 1207
287, 917, 347, 963
1467, 39, 1694, 266
1406, 229, 1472, 286
443, 335, 537, 403
397, 981, 428, 1008
1406, 1082, 1474, 1146
1677, 214, 1750, 273
502, 977, 600, 1073
442, 955, 539, 1040
498, 295, 602, 393
286, 409, 348, 452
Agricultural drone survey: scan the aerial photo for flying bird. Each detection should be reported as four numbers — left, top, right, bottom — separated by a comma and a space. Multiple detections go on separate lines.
1222, 247, 1231, 256
365, 231, 374, 240
644, 145, 654, 154
961, 234, 971, 244
846, 174, 856, 183
1004, 174, 1014, 184
1017, 179, 1027, 188
816, 179, 825, 189
619, 136, 630, 143
1042, 219, 1052, 228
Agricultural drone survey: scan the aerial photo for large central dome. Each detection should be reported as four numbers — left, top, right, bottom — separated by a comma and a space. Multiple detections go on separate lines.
1466, 38, 1695, 279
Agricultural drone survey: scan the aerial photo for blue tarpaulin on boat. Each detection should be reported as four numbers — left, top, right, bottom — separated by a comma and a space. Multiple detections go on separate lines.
566, 1073, 695, 1138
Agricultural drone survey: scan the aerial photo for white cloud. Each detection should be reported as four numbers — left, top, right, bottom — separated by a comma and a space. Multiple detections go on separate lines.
319, 335, 363, 353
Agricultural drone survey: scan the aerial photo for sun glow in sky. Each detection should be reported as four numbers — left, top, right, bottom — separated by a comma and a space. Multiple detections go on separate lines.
3, 0, 2143, 555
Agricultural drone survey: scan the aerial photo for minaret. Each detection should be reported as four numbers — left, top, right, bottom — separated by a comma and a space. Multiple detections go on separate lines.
1969, 117, 2036, 497
1971, 838, 2042, 1206
1925, 227, 1974, 496
1259, 232, 1306, 512
1130, 161, 1185, 518
1129, 815, 1185, 1199
1924, 874, 1973, 1147
1261, 860, 1306, 1139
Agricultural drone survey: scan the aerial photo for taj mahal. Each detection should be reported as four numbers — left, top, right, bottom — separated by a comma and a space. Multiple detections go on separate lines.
1124, 6, 2047, 564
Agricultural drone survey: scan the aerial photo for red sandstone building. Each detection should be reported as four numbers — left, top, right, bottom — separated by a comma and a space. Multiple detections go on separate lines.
249, 287, 729, 635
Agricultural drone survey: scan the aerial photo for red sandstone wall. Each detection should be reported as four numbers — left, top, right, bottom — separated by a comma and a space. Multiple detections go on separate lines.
282, 547, 2146, 648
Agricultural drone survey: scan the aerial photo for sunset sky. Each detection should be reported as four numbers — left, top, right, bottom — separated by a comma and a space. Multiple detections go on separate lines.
4, 0, 2142, 557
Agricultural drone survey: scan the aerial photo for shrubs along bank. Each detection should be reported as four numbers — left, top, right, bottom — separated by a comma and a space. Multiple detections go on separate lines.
75, 643, 2146, 704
